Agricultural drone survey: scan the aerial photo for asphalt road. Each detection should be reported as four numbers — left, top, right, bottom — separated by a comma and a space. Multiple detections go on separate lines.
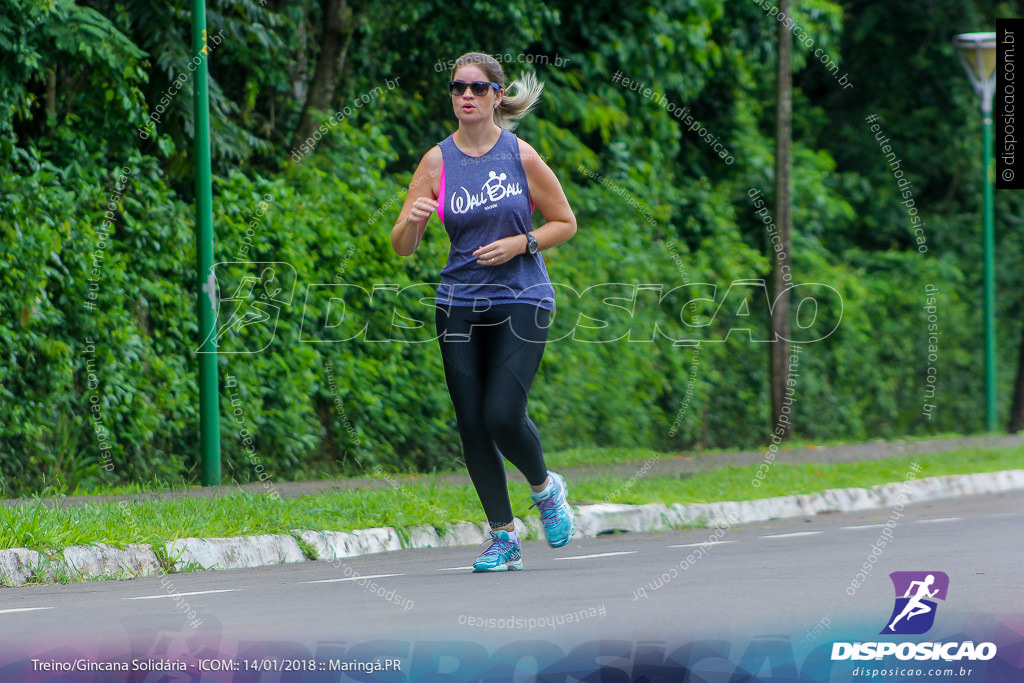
2, 490, 1022, 681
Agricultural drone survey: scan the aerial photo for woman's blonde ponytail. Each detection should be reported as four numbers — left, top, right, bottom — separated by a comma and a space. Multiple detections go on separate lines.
495, 71, 543, 131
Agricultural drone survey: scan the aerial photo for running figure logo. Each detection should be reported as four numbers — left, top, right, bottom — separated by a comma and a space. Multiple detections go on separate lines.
197, 262, 297, 354
880, 571, 949, 635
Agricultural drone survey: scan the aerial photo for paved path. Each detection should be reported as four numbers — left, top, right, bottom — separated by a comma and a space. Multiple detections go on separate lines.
2, 489, 1021, 681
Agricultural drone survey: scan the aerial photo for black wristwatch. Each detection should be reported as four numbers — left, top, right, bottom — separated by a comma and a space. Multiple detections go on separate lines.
525, 232, 539, 255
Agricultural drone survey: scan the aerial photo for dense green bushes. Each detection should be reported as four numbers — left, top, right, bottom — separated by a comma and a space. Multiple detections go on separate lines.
2, 0, 1020, 497
0, 123, 998, 497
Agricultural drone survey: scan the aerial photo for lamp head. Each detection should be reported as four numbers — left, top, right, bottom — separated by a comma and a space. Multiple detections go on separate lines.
954, 32, 997, 97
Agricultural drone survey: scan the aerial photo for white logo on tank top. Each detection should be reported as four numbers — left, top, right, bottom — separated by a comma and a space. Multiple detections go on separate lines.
450, 171, 523, 215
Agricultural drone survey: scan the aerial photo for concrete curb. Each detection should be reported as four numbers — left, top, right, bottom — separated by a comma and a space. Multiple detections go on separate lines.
0, 549, 53, 586
293, 527, 402, 561
165, 534, 306, 571
62, 543, 162, 579
2, 469, 1022, 586
578, 469, 1024, 531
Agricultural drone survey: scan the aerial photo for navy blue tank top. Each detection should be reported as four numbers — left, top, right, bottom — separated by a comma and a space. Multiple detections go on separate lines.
435, 129, 555, 310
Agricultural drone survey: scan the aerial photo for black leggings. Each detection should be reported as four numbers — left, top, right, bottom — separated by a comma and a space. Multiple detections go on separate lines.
435, 303, 551, 529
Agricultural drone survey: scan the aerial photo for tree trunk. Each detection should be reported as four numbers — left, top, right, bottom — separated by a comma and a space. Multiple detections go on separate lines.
290, 0, 355, 150
46, 67, 57, 123
1008, 321, 1024, 432
770, 0, 793, 440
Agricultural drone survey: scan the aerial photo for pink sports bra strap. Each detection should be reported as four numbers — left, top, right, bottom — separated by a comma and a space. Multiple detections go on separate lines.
437, 156, 445, 223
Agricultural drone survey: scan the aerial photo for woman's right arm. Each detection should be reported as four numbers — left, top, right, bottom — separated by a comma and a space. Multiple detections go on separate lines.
390, 146, 442, 256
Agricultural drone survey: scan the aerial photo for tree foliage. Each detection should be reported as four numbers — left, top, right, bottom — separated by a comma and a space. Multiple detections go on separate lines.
1, 0, 1021, 496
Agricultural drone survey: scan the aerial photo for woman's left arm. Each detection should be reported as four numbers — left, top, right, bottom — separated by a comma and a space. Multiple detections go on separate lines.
472, 138, 577, 266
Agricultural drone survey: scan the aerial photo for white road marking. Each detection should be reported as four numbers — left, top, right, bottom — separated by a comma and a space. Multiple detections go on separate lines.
0, 607, 55, 614
668, 541, 736, 548
841, 523, 890, 530
126, 589, 240, 600
553, 551, 637, 561
759, 531, 824, 539
914, 517, 962, 524
301, 574, 403, 584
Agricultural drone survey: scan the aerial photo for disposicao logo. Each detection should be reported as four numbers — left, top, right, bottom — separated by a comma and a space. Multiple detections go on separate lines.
881, 571, 948, 635
831, 571, 997, 662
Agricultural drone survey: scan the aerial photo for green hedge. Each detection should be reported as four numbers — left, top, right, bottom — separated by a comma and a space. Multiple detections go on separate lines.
0, 118, 1009, 497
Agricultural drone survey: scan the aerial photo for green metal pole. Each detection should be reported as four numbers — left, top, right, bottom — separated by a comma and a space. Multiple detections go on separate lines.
981, 110, 997, 432
192, 1, 221, 484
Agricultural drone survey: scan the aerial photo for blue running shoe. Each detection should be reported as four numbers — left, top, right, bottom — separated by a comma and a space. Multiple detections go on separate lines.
530, 471, 576, 548
472, 530, 523, 572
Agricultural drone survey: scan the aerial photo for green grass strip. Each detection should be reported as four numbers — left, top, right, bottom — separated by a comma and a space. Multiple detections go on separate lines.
572, 446, 1022, 505
0, 446, 1019, 554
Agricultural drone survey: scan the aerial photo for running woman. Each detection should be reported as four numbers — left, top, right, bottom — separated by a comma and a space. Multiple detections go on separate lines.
390, 52, 577, 572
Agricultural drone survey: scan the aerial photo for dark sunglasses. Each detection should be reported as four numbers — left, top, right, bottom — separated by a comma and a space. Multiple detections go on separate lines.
448, 80, 500, 96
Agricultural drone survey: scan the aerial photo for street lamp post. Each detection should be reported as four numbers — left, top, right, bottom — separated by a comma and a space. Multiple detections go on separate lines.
954, 32, 998, 432
193, 0, 221, 484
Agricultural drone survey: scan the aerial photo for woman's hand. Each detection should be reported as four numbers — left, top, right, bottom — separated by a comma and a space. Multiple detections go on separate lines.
473, 234, 527, 266
407, 196, 438, 224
